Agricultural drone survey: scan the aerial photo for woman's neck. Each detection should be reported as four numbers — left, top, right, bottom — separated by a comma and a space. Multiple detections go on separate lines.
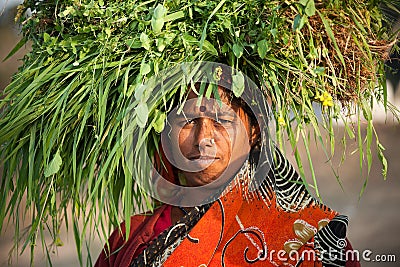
170, 206, 194, 225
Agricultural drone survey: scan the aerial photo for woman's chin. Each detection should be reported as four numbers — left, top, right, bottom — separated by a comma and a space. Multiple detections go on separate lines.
188, 158, 218, 170
184, 169, 230, 188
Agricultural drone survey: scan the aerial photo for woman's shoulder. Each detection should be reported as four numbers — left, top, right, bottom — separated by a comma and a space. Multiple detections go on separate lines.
94, 204, 171, 267
120, 204, 170, 234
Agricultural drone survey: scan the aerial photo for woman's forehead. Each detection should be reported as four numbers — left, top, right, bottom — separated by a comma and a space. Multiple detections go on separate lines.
183, 88, 238, 116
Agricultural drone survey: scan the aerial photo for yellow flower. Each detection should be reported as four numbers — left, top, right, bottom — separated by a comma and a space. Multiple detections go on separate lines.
315, 91, 334, 107
323, 91, 332, 100
323, 99, 333, 107
278, 116, 286, 127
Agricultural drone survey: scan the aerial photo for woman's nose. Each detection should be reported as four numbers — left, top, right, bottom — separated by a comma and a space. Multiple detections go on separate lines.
195, 118, 215, 148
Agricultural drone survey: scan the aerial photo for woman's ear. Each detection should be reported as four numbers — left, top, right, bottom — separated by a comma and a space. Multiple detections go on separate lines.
249, 123, 261, 148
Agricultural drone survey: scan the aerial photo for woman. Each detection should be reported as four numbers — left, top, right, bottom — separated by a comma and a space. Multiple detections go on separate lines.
95, 67, 360, 267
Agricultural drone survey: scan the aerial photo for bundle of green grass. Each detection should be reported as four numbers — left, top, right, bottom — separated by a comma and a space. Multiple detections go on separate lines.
0, 0, 398, 264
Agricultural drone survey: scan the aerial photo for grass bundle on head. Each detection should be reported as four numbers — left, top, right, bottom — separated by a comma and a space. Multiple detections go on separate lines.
0, 0, 398, 264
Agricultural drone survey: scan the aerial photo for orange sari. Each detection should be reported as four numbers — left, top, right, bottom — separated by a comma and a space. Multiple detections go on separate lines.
97, 150, 359, 267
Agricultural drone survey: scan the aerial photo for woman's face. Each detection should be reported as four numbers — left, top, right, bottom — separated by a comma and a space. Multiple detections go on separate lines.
167, 87, 254, 187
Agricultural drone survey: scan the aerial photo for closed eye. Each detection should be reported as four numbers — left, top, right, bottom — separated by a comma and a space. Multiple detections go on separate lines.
217, 119, 233, 124
187, 118, 196, 124
177, 118, 196, 127
216, 116, 236, 125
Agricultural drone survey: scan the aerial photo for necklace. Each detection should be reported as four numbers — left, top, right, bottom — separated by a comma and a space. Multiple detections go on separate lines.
178, 206, 189, 215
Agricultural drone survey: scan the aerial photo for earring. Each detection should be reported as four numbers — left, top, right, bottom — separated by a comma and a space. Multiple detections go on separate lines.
178, 172, 187, 186
235, 160, 256, 202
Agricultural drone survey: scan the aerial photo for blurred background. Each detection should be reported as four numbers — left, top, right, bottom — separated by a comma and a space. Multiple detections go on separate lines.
1, 1, 400, 266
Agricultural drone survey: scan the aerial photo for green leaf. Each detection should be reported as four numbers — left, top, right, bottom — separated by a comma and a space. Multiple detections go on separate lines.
317, 10, 346, 67
293, 14, 307, 31
156, 38, 166, 52
232, 72, 245, 97
313, 67, 325, 75
59, 6, 74, 17
44, 150, 62, 177
54, 236, 64, 247
126, 39, 142, 49
151, 5, 167, 33
293, 14, 301, 31
366, 120, 372, 175
151, 110, 166, 133
270, 29, 278, 39
164, 11, 185, 22
140, 32, 151, 50
304, 0, 316, 16
43, 32, 50, 43
136, 102, 149, 128
257, 39, 270, 59
134, 84, 146, 101
105, 28, 112, 37
205, 83, 214, 99
151, 18, 164, 34
140, 63, 151, 76
3, 37, 27, 61
202, 40, 218, 56
153, 4, 167, 18
198, 0, 226, 53
221, 43, 229, 53
232, 44, 243, 58
196, 77, 207, 106
377, 142, 388, 179
182, 33, 197, 43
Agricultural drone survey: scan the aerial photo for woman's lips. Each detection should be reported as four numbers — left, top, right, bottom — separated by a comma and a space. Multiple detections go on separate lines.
188, 155, 219, 168
189, 155, 216, 160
